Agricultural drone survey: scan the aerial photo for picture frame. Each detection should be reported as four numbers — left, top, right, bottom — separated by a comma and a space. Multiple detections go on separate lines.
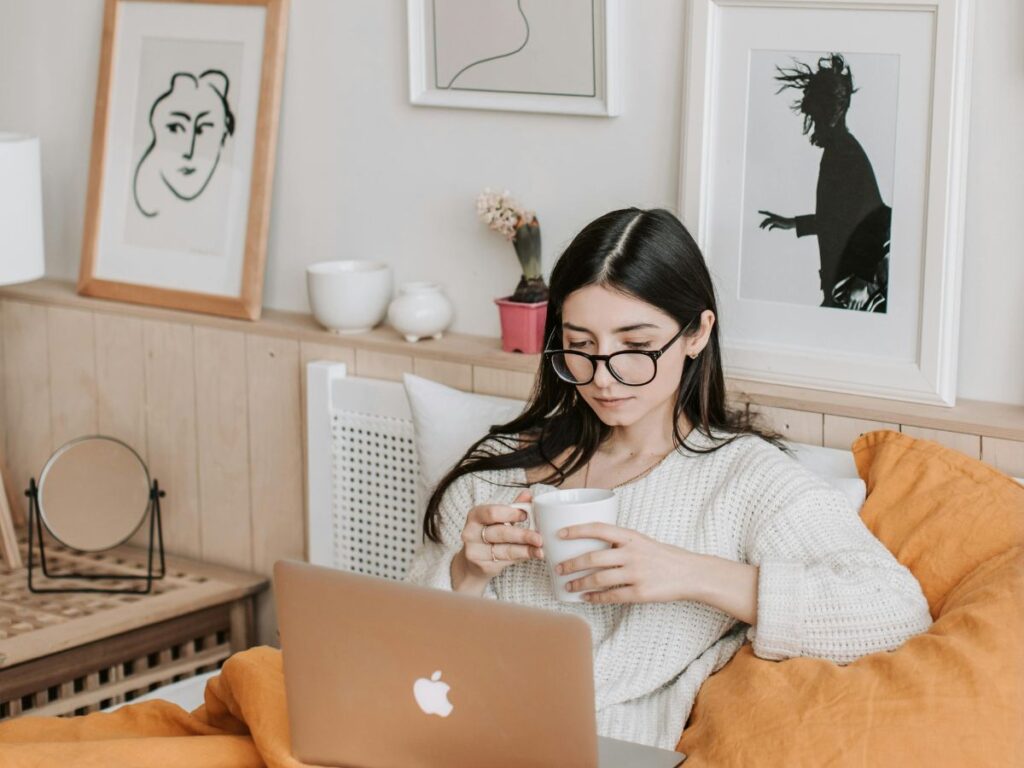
0, 464, 21, 570
78, 0, 290, 321
678, 0, 974, 406
407, 0, 620, 117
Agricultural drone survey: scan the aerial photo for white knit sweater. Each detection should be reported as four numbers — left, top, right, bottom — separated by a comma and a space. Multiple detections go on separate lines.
404, 429, 933, 750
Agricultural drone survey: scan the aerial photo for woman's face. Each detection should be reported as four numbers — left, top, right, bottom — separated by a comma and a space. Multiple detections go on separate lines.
152, 80, 228, 200
558, 284, 711, 429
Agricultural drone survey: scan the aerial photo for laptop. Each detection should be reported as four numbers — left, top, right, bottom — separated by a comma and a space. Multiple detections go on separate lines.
274, 560, 686, 767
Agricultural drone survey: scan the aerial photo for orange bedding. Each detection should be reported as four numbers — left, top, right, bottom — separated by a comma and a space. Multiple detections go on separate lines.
1, 429, 1021, 767
0, 646, 306, 768
677, 429, 1024, 766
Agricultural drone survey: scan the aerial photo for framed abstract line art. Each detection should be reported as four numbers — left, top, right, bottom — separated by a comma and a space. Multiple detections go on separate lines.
678, 0, 974, 406
407, 0, 620, 116
78, 0, 289, 321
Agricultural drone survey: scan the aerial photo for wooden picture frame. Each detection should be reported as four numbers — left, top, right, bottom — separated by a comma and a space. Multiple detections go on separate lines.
0, 464, 22, 570
78, 0, 290, 321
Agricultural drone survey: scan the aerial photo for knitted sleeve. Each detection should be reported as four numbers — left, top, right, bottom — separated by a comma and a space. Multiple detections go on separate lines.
404, 471, 499, 600
740, 445, 933, 665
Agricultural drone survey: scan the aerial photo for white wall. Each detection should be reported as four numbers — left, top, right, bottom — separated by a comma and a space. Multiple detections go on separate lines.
0, 0, 1020, 406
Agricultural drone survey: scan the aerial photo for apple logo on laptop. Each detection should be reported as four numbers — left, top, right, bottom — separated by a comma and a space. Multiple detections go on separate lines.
413, 670, 453, 717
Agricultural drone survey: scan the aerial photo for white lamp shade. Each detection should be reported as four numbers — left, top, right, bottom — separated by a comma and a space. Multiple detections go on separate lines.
0, 133, 45, 286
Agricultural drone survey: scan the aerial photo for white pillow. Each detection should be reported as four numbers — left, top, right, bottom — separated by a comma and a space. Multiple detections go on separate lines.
402, 373, 526, 492
402, 373, 867, 509
784, 441, 867, 511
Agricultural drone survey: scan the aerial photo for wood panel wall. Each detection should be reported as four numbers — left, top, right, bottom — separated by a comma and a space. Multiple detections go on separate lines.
0, 297, 565, 644
1, 281, 1022, 644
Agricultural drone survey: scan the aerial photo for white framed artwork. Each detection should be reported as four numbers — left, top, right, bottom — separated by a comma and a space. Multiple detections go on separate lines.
678, 0, 974, 406
78, 0, 289, 320
407, 0, 620, 116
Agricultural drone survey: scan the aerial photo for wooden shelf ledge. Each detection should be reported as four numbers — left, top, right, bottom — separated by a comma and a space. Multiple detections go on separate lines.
0, 278, 538, 374
729, 380, 1023, 442
1, 278, 1021, 441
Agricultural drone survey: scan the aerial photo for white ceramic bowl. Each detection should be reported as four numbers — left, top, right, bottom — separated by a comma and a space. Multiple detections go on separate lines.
307, 260, 392, 334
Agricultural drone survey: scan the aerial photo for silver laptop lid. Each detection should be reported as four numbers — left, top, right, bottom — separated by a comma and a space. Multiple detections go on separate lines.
275, 559, 600, 767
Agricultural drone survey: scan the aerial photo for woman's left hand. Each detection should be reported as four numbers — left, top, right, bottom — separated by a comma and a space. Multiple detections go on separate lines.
554, 523, 704, 605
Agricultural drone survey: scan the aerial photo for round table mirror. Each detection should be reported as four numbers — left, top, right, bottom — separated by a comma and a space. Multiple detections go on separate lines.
37, 436, 151, 552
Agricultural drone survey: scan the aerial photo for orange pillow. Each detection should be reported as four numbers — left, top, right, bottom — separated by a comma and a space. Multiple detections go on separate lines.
676, 429, 1024, 767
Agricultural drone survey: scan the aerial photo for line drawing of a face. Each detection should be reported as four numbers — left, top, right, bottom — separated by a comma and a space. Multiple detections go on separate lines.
132, 69, 235, 217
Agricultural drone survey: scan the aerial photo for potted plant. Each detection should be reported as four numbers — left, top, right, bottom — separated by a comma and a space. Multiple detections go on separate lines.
476, 188, 548, 354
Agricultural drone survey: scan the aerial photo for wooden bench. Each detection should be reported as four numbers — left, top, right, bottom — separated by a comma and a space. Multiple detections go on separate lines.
0, 536, 267, 718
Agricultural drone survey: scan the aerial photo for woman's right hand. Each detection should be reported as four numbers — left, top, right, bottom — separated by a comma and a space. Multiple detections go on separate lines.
460, 490, 544, 581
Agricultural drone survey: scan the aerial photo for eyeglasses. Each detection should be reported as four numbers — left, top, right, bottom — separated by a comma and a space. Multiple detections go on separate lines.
543, 326, 687, 386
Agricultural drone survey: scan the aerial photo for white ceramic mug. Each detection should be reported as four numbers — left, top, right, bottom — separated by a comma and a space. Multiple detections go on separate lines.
508, 488, 618, 603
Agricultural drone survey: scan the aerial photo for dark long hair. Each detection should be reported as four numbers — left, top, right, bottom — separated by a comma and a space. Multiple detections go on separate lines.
423, 207, 787, 544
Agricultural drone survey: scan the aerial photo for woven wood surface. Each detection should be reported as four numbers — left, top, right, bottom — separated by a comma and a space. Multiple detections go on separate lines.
0, 532, 266, 668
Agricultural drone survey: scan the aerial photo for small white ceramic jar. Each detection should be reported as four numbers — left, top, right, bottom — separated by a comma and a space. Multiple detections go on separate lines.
306, 260, 392, 334
387, 282, 454, 342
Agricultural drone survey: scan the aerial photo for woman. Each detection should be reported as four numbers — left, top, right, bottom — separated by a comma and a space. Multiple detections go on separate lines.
405, 207, 932, 750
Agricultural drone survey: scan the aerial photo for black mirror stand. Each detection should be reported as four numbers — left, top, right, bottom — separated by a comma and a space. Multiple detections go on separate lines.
26, 477, 166, 595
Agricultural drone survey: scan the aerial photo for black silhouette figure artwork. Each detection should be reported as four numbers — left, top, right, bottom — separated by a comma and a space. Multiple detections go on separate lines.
132, 69, 236, 218
758, 54, 891, 313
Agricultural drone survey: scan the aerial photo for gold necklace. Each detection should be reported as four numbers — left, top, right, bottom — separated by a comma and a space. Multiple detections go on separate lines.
582, 448, 675, 490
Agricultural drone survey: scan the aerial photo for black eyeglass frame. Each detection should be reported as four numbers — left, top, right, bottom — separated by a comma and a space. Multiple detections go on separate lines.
542, 325, 689, 387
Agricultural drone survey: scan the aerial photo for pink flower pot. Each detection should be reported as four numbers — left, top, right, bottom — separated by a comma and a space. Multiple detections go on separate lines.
494, 297, 548, 354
